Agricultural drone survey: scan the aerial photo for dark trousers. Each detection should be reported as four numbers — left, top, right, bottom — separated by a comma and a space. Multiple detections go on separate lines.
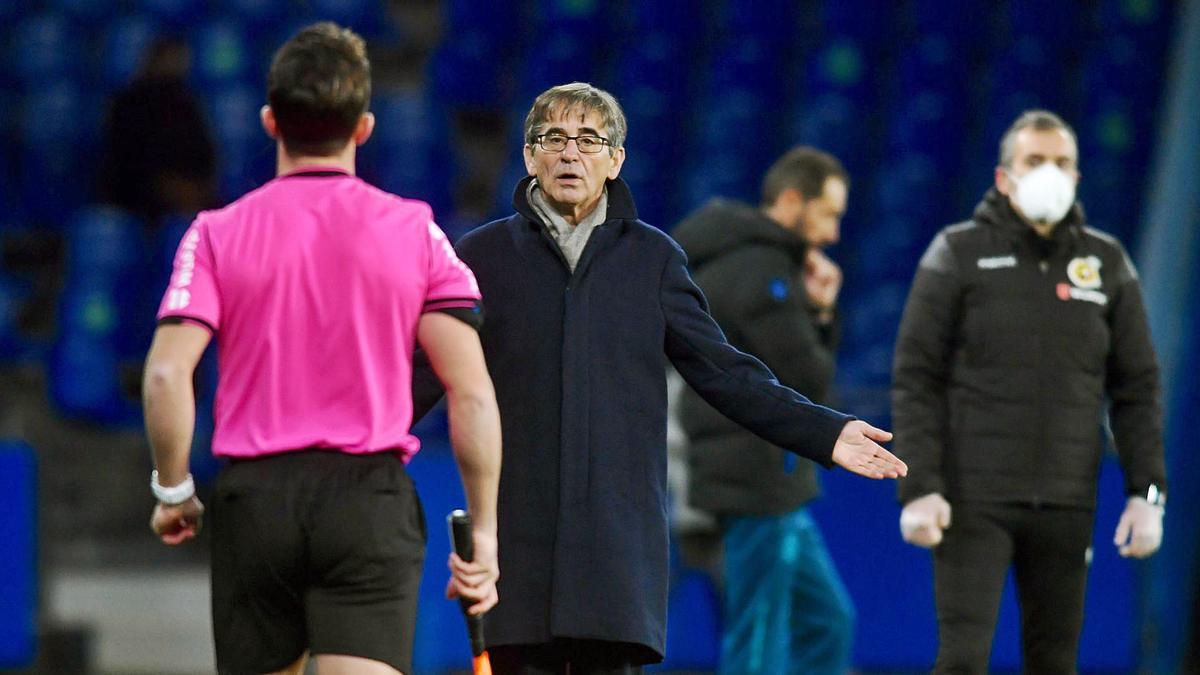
489, 639, 645, 675
933, 502, 1094, 674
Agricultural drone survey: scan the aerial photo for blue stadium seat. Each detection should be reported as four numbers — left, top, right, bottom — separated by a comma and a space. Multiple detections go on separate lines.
429, 30, 509, 109
707, 37, 789, 100
518, 33, 603, 103
8, 12, 78, 84
531, 0, 613, 40
886, 90, 967, 172
1006, 0, 1082, 42
630, 0, 705, 38
788, 93, 870, 177
681, 152, 756, 213
48, 322, 136, 425
99, 13, 161, 90
820, 0, 895, 46
47, 0, 111, 22
619, 85, 681, 160
443, 0, 522, 44
138, 0, 204, 26
1080, 36, 1158, 110
654, 569, 721, 672
613, 31, 693, 99
872, 154, 940, 223
0, 440, 36, 670
66, 206, 145, 280
695, 88, 770, 153
907, 0, 996, 49
204, 83, 274, 200
310, 0, 388, 38
365, 87, 451, 207
987, 35, 1076, 112
802, 36, 874, 104
1097, 0, 1172, 49
717, 0, 800, 43
18, 83, 96, 223
189, 18, 253, 90
216, 0, 291, 28
895, 34, 968, 99
0, 273, 32, 364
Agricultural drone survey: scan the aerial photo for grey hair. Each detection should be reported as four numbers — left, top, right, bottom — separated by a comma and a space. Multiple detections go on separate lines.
999, 109, 1078, 167
523, 82, 627, 150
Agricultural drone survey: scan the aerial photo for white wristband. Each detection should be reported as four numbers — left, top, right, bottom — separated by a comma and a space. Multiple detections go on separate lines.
151, 471, 196, 505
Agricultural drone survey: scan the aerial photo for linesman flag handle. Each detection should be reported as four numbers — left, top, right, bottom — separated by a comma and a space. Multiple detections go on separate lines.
448, 510, 489, 662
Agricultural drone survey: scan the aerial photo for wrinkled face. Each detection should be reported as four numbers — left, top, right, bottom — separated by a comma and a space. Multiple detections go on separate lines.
796, 177, 847, 247
996, 127, 1079, 196
523, 106, 625, 218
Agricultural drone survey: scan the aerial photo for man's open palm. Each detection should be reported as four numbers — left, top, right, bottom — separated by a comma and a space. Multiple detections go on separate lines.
831, 420, 907, 479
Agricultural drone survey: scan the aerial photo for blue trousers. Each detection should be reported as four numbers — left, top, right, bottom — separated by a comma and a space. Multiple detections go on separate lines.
719, 507, 855, 675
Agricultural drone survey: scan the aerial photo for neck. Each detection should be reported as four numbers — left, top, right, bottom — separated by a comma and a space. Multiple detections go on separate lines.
276, 143, 356, 177
542, 188, 602, 227
761, 203, 793, 231
1027, 219, 1058, 238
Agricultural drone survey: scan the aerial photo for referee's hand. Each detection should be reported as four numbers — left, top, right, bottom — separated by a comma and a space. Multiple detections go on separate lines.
446, 531, 499, 615
150, 497, 204, 545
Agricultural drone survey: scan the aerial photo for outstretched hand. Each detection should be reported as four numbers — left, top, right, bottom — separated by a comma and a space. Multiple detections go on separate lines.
831, 420, 907, 479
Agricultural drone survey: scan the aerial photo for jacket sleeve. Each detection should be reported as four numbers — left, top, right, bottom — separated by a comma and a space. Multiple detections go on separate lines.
1104, 247, 1167, 498
711, 247, 838, 404
892, 231, 962, 503
661, 244, 851, 466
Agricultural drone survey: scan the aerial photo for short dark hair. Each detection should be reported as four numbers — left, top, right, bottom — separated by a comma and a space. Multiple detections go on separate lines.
998, 109, 1077, 167
761, 146, 848, 206
267, 22, 370, 157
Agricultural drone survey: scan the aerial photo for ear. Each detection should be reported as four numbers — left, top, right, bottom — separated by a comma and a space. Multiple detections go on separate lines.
995, 165, 1013, 196
606, 146, 626, 180
523, 144, 538, 176
261, 105, 279, 140
777, 187, 804, 210
353, 112, 375, 146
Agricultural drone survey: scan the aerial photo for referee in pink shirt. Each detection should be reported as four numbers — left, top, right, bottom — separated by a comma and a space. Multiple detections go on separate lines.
142, 23, 501, 675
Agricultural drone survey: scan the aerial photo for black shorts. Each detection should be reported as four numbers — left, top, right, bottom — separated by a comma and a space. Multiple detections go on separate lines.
210, 449, 426, 674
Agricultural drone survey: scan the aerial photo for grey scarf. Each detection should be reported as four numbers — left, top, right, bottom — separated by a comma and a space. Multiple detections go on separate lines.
528, 181, 609, 272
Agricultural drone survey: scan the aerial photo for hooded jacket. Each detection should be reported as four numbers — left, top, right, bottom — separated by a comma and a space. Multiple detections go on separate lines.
411, 178, 852, 661
892, 188, 1165, 508
672, 199, 839, 514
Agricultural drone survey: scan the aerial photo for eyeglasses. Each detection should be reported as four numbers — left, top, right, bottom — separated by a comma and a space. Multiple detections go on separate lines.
532, 133, 612, 154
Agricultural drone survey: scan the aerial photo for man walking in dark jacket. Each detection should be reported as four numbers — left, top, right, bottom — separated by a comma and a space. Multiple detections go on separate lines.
893, 109, 1166, 673
413, 83, 907, 675
673, 146, 854, 675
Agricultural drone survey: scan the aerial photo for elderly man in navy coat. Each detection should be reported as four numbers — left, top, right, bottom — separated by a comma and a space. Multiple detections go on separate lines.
413, 82, 906, 675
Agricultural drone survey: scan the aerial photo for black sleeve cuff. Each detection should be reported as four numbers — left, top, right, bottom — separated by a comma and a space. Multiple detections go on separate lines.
432, 305, 484, 330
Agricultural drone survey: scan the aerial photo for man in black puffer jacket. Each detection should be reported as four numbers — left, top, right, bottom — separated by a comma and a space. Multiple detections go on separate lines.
893, 110, 1167, 673
673, 147, 855, 675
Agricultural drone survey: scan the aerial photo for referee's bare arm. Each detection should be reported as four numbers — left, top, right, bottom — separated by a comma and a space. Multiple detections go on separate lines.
417, 312, 502, 613
143, 323, 212, 544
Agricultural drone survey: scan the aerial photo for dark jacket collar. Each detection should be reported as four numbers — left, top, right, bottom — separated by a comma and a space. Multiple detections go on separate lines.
671, 198, 808, 270
512, 175, 639, 227
973, 187, 1088, 257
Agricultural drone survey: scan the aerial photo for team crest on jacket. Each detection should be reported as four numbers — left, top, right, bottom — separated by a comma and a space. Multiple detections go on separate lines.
1067, 256, 1102, 289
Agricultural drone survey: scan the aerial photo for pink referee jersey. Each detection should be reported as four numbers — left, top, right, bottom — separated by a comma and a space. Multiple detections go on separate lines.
157, 168, 480, 462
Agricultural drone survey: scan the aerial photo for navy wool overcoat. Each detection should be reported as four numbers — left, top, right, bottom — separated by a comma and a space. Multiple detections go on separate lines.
413, 176, 850, 662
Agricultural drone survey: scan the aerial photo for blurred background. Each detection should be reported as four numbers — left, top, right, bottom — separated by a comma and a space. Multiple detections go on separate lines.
1, 0, 1198, 673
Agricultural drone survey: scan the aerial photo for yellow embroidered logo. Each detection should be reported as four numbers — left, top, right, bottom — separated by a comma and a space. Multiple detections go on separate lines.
1066, 256, 1102, 289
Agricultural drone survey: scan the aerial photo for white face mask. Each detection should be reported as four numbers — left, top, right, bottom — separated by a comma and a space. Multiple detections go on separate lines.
1009, 163, 1076, 224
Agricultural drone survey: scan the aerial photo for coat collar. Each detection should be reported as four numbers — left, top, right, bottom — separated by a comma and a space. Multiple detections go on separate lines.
511, 175, 639, 227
